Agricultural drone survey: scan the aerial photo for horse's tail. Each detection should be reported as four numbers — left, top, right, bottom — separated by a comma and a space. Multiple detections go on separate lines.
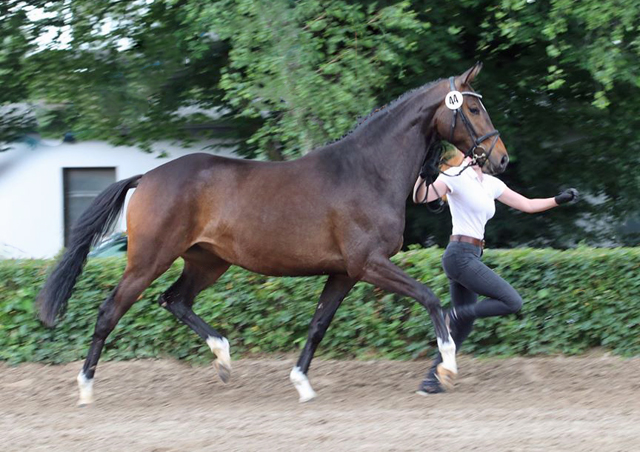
37, 174, 143, 327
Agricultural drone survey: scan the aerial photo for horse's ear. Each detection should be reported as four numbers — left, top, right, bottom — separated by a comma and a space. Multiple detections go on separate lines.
460, 62, 483, 85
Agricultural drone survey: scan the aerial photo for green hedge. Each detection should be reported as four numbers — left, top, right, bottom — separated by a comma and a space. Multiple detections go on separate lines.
1, 247, 639, 364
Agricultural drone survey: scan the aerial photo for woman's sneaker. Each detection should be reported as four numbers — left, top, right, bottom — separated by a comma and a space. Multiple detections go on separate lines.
416, 374, 444, 395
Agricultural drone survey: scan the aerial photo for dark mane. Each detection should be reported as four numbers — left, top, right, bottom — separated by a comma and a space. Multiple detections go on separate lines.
327, 78, 444, 146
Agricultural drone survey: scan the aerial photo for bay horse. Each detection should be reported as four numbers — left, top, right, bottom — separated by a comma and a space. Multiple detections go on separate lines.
37, 62, 509, 405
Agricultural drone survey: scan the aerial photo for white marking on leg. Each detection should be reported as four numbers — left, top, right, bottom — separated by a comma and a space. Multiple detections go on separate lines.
206, 336, 231, 365
207, 336, 231, 382
290, 366, 317, 403
77, 370, 94, 406
437, 335, 457, 374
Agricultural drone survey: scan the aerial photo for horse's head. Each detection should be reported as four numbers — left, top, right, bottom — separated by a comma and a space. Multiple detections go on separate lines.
434, 62, 509, 175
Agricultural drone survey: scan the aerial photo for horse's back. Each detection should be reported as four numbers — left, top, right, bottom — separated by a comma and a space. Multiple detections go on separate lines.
147, 152, 250, 178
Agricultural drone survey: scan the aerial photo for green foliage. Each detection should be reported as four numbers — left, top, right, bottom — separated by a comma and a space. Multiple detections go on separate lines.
481, 0, 640, 107
1, 247, 638, 365
0, 1, 38, 150
197, 0, 426, 159
1, 0, 242, 151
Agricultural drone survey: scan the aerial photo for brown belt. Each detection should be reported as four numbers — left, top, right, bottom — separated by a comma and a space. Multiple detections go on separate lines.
450, 235, 485, 249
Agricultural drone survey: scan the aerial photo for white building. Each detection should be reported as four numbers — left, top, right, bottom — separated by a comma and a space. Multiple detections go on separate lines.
0, 137, 236, 258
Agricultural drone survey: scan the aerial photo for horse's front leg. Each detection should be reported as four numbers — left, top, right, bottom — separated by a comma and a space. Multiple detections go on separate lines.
290, 274, 357, 402
359, 254, 457, 390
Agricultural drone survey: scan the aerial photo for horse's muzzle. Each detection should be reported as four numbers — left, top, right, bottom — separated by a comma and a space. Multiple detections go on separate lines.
483, 153, 508, 175
497, 154, 509, 173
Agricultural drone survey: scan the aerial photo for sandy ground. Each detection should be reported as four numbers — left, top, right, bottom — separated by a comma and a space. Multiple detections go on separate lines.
1, 356, 639, 452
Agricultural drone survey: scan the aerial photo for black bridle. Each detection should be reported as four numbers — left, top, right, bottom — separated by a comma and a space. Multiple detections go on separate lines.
415, 76, 501, 210
446, 76, 500, 169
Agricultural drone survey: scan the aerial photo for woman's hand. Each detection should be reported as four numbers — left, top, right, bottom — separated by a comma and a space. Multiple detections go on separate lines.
554, 188, 579, 205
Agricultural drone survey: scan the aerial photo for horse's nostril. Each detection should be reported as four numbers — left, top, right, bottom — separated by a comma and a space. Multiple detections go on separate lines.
500, 155, 509, 167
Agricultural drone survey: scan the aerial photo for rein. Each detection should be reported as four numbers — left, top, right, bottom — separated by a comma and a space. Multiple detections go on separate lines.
416, 142, 446, 212
415, 76, 500, 209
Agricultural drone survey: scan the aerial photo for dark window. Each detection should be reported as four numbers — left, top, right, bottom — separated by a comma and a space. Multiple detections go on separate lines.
63, 168, 116, 247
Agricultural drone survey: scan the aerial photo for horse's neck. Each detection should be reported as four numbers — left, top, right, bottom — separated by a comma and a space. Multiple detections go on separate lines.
350, 91, 440, 203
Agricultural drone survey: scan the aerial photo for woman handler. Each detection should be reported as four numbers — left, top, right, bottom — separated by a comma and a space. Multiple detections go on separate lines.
413, 152, 578, 394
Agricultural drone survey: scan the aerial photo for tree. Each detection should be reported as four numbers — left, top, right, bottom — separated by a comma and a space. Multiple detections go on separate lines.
2, 0, 250, 152
193, 0, 428, 160
0, 1, 39, 150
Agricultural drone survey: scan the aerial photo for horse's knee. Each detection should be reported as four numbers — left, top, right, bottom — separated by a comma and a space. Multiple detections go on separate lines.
160, 296, 189, 320
94, 317, 111, 339
308, 322, 328, 343
158, 285, 182, 309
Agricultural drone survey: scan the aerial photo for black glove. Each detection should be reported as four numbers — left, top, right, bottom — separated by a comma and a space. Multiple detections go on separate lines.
419, 160, 433, 180
419, 166, 428, 180
554, 188, 579, 205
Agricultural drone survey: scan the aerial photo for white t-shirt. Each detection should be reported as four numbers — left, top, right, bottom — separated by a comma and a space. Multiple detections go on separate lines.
437, 166, 507, 240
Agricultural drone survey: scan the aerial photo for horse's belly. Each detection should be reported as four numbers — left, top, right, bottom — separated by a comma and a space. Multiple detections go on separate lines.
239, 244, 346, 277
200, 231, 346, 277
239, 258, 346, 277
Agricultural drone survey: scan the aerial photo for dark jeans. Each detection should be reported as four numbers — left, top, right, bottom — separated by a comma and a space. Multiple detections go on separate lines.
426, 241, 523, 380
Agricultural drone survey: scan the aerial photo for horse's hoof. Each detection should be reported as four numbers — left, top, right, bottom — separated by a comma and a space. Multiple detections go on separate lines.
76, 396, 94, 407
416, 379, 445, 396
214, 359, 231, 383
436, 364, 457, 391
299, 392, 317, 403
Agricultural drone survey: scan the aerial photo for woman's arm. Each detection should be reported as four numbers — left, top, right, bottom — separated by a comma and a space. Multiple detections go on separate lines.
498, 187, 578, 213
413, 177, 450, 204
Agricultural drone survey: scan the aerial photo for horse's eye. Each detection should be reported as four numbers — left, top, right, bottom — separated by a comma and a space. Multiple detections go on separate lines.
469, 107, 480, 115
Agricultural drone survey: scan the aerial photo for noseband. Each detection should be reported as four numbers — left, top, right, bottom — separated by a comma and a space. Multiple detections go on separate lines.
446, 76, 500, 168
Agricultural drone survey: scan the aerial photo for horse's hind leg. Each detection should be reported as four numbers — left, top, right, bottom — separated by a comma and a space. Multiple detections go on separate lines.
360, 254, 457, 390
78, 265, 169, 406
159, 258, 232, 382
290, 274, 357, 402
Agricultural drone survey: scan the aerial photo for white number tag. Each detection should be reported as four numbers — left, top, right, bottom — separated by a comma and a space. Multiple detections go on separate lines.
445, 90, 463, 110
